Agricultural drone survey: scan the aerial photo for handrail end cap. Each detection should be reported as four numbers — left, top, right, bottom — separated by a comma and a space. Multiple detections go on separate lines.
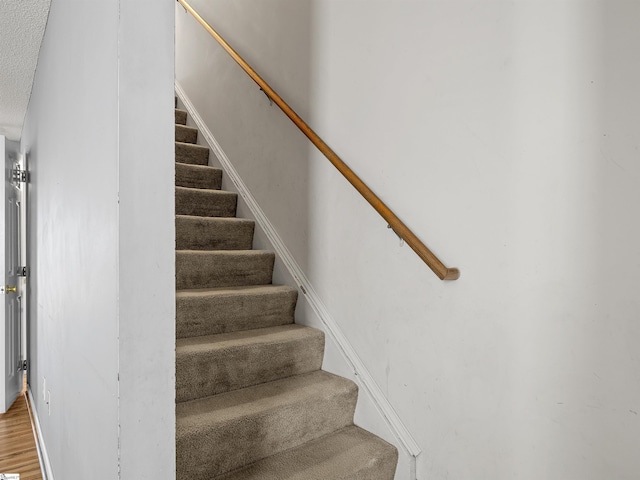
443, 268, 460, 281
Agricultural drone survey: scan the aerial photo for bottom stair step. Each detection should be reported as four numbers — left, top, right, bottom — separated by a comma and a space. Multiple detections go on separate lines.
176, 371, 358, 480
215, 425, 399, 480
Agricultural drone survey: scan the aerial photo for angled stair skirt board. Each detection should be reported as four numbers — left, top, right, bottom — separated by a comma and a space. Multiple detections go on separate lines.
174, 83, 420, 479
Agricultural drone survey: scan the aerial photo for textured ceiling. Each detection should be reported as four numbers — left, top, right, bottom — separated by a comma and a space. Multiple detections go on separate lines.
0, 0, 51, 141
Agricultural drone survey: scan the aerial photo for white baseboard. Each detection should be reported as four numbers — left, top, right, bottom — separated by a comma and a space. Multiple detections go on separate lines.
176, 81, 422, 478
26, 386, 54, 480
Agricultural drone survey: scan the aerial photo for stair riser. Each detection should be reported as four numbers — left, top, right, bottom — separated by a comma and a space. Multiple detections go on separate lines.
176, 125, 198, 143
176, 330, 324, 402
175, 163, 222, 190
175, 109, 187, 125
175, 142, 209, 165
175, 188, 237, 218
176, 251, 274, 289
176, 217, 254, 251
176, 381, 358, 480
176, 288, 297, 338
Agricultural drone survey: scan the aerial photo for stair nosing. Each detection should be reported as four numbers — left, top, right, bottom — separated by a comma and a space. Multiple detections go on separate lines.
176, 284, 296, 296
176, 124, 198, 131
175, 161, 220, 170
176, 249, 272, 254
175, 185, 235, 195
175, 214, 251, 222
175, 140, 208, 149
176, 324, 321, 352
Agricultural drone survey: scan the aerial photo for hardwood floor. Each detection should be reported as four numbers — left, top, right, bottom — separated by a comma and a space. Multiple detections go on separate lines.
0, 387, 42, 480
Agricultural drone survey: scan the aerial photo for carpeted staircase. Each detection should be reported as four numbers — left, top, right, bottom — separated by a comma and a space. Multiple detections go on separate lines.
174, 101, 399, 480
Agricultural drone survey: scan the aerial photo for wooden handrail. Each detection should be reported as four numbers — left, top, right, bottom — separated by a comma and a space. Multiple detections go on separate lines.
177, 0, 460, 281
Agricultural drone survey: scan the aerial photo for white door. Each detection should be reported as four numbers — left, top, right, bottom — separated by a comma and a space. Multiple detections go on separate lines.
0, 136, 23, 413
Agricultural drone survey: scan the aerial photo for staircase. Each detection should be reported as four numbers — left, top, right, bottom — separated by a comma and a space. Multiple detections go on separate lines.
174, 101, 399, 480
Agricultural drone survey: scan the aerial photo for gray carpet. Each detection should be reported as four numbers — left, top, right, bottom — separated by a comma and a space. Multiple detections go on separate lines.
174, 103, 398, 479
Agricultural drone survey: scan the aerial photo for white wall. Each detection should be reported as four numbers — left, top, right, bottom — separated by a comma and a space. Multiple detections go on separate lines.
176, 1, 640, 479
116, 1, 175, 478
20, 1, 175, 479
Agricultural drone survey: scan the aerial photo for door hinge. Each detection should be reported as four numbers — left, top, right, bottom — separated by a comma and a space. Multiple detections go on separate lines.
22, 360, 28, 372
17, 266, 28, 277
12, 168, 27, 183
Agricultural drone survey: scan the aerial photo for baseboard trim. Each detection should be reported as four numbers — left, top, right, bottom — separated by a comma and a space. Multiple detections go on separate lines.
175, 82, 422, 475
26, 386, 54, 480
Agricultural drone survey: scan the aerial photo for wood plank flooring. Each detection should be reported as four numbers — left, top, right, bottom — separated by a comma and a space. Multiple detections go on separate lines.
0, 388, 42, 480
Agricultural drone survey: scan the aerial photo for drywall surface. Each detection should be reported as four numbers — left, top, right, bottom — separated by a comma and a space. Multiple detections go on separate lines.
176, 1, 640, 479
21, 1, 175, 479
21, 2, 120, 477
116, 0, 176, 478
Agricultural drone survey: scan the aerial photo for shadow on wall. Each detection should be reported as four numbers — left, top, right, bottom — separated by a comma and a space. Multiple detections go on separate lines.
503, 1, 640, 476
591, 0, 640, 468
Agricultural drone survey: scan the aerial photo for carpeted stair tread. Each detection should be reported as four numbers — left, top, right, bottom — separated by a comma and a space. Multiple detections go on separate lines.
176, 285, 297, 338
215, 425, 398, 480
175, 186, 237, 218
172, 99, 398, 480
176, 324, 325, 402
176, 371, 358, 480
176, 215, 253, 250
176, 124, 198, 144
175, 109, 187, 125
176, 250, 274, 289
176, 141, 209, 165
176, 162, 222, 190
